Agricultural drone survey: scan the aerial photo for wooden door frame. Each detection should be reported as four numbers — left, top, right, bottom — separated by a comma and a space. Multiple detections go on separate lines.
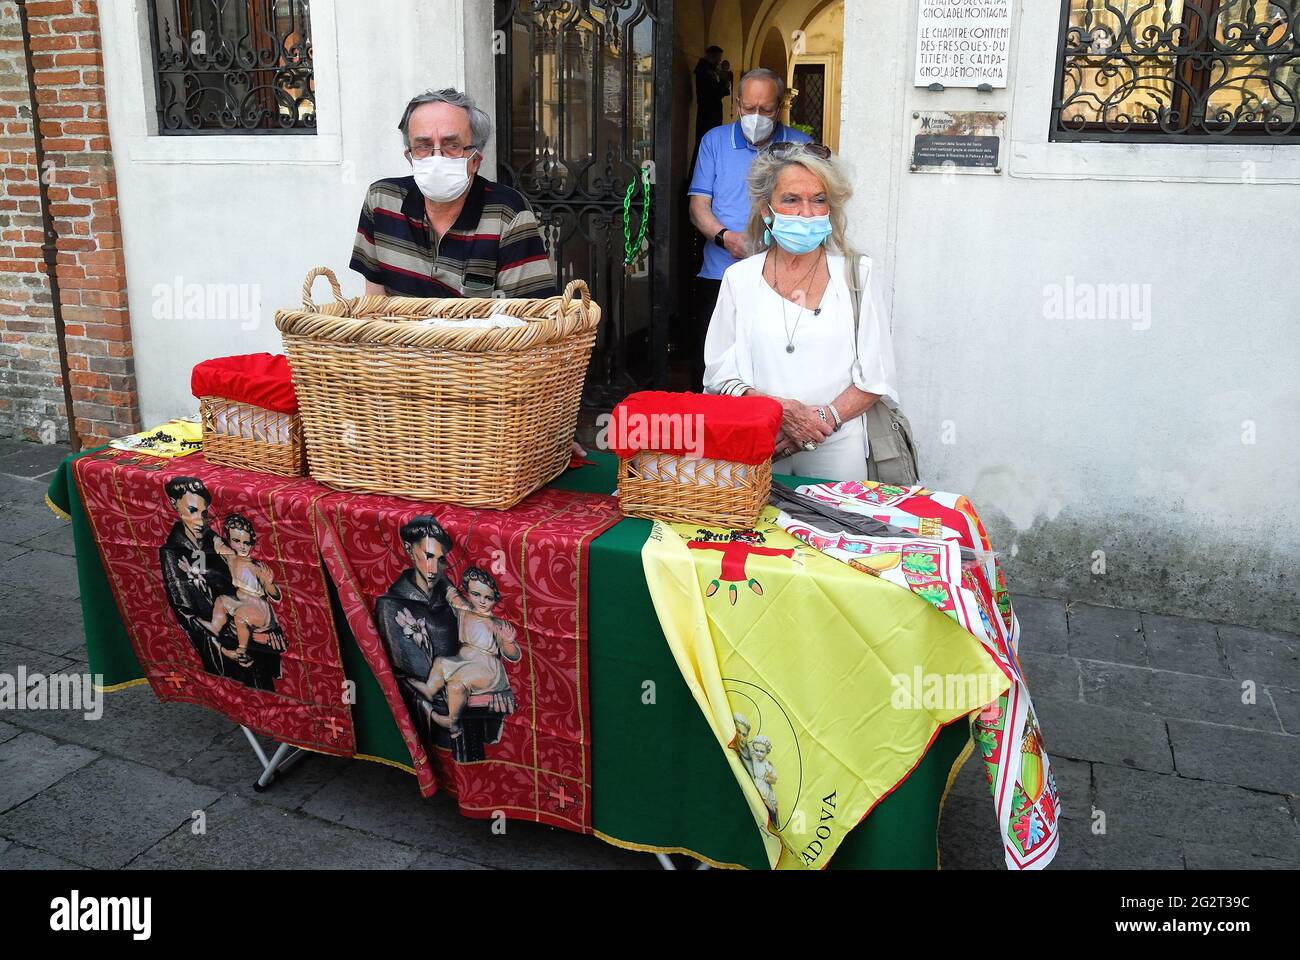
788, 52, 839, 150
651, 0, 675, 389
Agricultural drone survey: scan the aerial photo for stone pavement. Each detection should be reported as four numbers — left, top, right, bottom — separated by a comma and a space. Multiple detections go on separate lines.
0, 440, 1296, 870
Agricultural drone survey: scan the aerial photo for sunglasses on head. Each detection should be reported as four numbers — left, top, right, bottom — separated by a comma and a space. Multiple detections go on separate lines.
765, 141, 832, 160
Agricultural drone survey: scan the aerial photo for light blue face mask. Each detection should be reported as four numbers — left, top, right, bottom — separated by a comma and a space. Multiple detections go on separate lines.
764, 207, 833, 254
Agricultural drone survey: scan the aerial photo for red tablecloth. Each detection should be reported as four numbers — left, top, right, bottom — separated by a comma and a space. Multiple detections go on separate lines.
73, 451, 620, 831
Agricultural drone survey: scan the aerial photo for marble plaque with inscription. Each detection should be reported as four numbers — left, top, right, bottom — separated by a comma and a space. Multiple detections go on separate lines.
915, 0, 1014, 89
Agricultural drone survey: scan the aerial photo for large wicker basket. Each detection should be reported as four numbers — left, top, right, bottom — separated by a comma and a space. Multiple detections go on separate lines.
275, 268, 600, 508
618, 452, 773, 528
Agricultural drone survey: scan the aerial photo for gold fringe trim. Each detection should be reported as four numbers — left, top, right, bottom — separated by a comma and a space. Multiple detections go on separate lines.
93, 677, 149, 693
593, 829, 747, 870
353, 752, 417, 776
45, 492, 72, 522
936, 724, 976, 871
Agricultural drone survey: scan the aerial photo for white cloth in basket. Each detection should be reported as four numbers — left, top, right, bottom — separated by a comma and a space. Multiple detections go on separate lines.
417, 313, 527, 329
628, 452, 754, 488
211, 402, 294, 445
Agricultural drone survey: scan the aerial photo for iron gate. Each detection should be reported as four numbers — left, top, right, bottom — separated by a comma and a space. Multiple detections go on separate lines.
494, 0, 674, 407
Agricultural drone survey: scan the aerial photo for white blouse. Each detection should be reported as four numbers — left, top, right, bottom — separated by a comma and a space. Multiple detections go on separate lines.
702, 251, 899, 459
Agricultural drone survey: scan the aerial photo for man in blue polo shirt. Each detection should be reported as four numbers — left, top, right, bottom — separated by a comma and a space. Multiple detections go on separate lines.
686, 68, 811, 389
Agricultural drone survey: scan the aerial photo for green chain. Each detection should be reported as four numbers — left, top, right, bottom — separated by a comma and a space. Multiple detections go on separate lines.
622, 165, 651, 267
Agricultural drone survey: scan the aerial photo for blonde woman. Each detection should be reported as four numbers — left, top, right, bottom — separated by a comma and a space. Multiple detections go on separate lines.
702, 143, 898, 482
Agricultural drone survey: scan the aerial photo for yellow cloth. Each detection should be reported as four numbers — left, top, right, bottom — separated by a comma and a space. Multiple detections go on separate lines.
108, 419, 203, 459
641, 509, 1010, 869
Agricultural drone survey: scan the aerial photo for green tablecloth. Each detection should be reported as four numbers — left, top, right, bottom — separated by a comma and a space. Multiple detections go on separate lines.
48, 449, 969, 869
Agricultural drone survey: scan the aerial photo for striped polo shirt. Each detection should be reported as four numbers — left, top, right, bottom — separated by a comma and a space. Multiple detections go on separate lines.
350, 174, 557, 299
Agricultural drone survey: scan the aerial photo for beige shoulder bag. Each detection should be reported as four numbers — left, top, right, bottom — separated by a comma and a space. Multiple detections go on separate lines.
846, 255, 921, 486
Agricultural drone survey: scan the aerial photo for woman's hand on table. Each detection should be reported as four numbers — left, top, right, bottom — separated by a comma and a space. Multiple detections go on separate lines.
780, 399, 834, 449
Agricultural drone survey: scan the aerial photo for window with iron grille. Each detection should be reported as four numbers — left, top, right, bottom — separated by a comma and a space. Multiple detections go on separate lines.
1052, 1, 1300, 141
147, 0, 315, 135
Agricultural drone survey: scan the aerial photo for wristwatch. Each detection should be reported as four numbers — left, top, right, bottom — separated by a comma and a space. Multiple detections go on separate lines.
714, 228, 728, 249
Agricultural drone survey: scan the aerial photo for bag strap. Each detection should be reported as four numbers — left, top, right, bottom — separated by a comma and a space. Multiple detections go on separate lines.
847, 254, 863, 354
848, 254, 899, 416
846, 253, 874, 364
846, 255, 918, 482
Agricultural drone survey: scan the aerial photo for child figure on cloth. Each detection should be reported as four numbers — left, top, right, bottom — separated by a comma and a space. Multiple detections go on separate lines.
200, 514, 283, 666
426, 567, 521, 740
749, 735, 780, 827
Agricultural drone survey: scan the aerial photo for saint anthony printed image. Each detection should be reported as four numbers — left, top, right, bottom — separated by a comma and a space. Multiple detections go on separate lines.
159, 477, 285, 691
734, 712, 780, 829
375, 515, 520, 763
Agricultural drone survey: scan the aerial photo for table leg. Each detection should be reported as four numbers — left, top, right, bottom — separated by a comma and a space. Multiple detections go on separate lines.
240, 725, 308, 792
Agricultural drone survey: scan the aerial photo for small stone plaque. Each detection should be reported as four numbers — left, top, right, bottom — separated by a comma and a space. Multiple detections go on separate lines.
909, 110, 1005, 175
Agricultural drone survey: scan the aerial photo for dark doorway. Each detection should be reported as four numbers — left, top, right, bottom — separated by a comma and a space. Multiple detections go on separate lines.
668, 2, 846, 396
790, 62, 826, 143
493, 0, 676, 410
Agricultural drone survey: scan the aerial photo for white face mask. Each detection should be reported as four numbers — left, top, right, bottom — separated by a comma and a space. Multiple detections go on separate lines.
739, 112, 775, 144
411, 154, 474, 203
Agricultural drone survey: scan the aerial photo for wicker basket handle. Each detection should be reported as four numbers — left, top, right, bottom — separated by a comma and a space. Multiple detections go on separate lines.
302, 267, 344, 309
563, 279, 592, 324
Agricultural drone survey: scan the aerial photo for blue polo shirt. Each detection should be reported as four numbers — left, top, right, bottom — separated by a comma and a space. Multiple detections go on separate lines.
688, 120, 812, 280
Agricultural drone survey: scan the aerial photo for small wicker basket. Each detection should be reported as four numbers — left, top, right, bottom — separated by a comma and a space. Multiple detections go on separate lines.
617, 452, 773, 528
199, 397, 306, 477
275, 267, 600, 509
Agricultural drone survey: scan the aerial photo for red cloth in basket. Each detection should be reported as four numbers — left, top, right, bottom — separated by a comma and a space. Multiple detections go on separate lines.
608, 391, 782, 465
191, 353, 299, 414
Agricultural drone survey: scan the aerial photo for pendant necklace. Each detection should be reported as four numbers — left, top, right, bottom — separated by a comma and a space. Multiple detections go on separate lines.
772, 250, 824, 354
780, 284, 798, 353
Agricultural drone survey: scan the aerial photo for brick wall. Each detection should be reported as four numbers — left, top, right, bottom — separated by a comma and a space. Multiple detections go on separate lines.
0, 0, 139, 446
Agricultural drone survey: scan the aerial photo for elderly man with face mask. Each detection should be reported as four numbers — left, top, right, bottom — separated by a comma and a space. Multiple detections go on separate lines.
351, 88, 557, 299
686, 68, 810, 390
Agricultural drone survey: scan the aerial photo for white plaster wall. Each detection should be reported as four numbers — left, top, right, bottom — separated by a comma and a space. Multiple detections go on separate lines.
98, 0, 1299, 626
842, 1, 1300, 628
99, 0, 497, 427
